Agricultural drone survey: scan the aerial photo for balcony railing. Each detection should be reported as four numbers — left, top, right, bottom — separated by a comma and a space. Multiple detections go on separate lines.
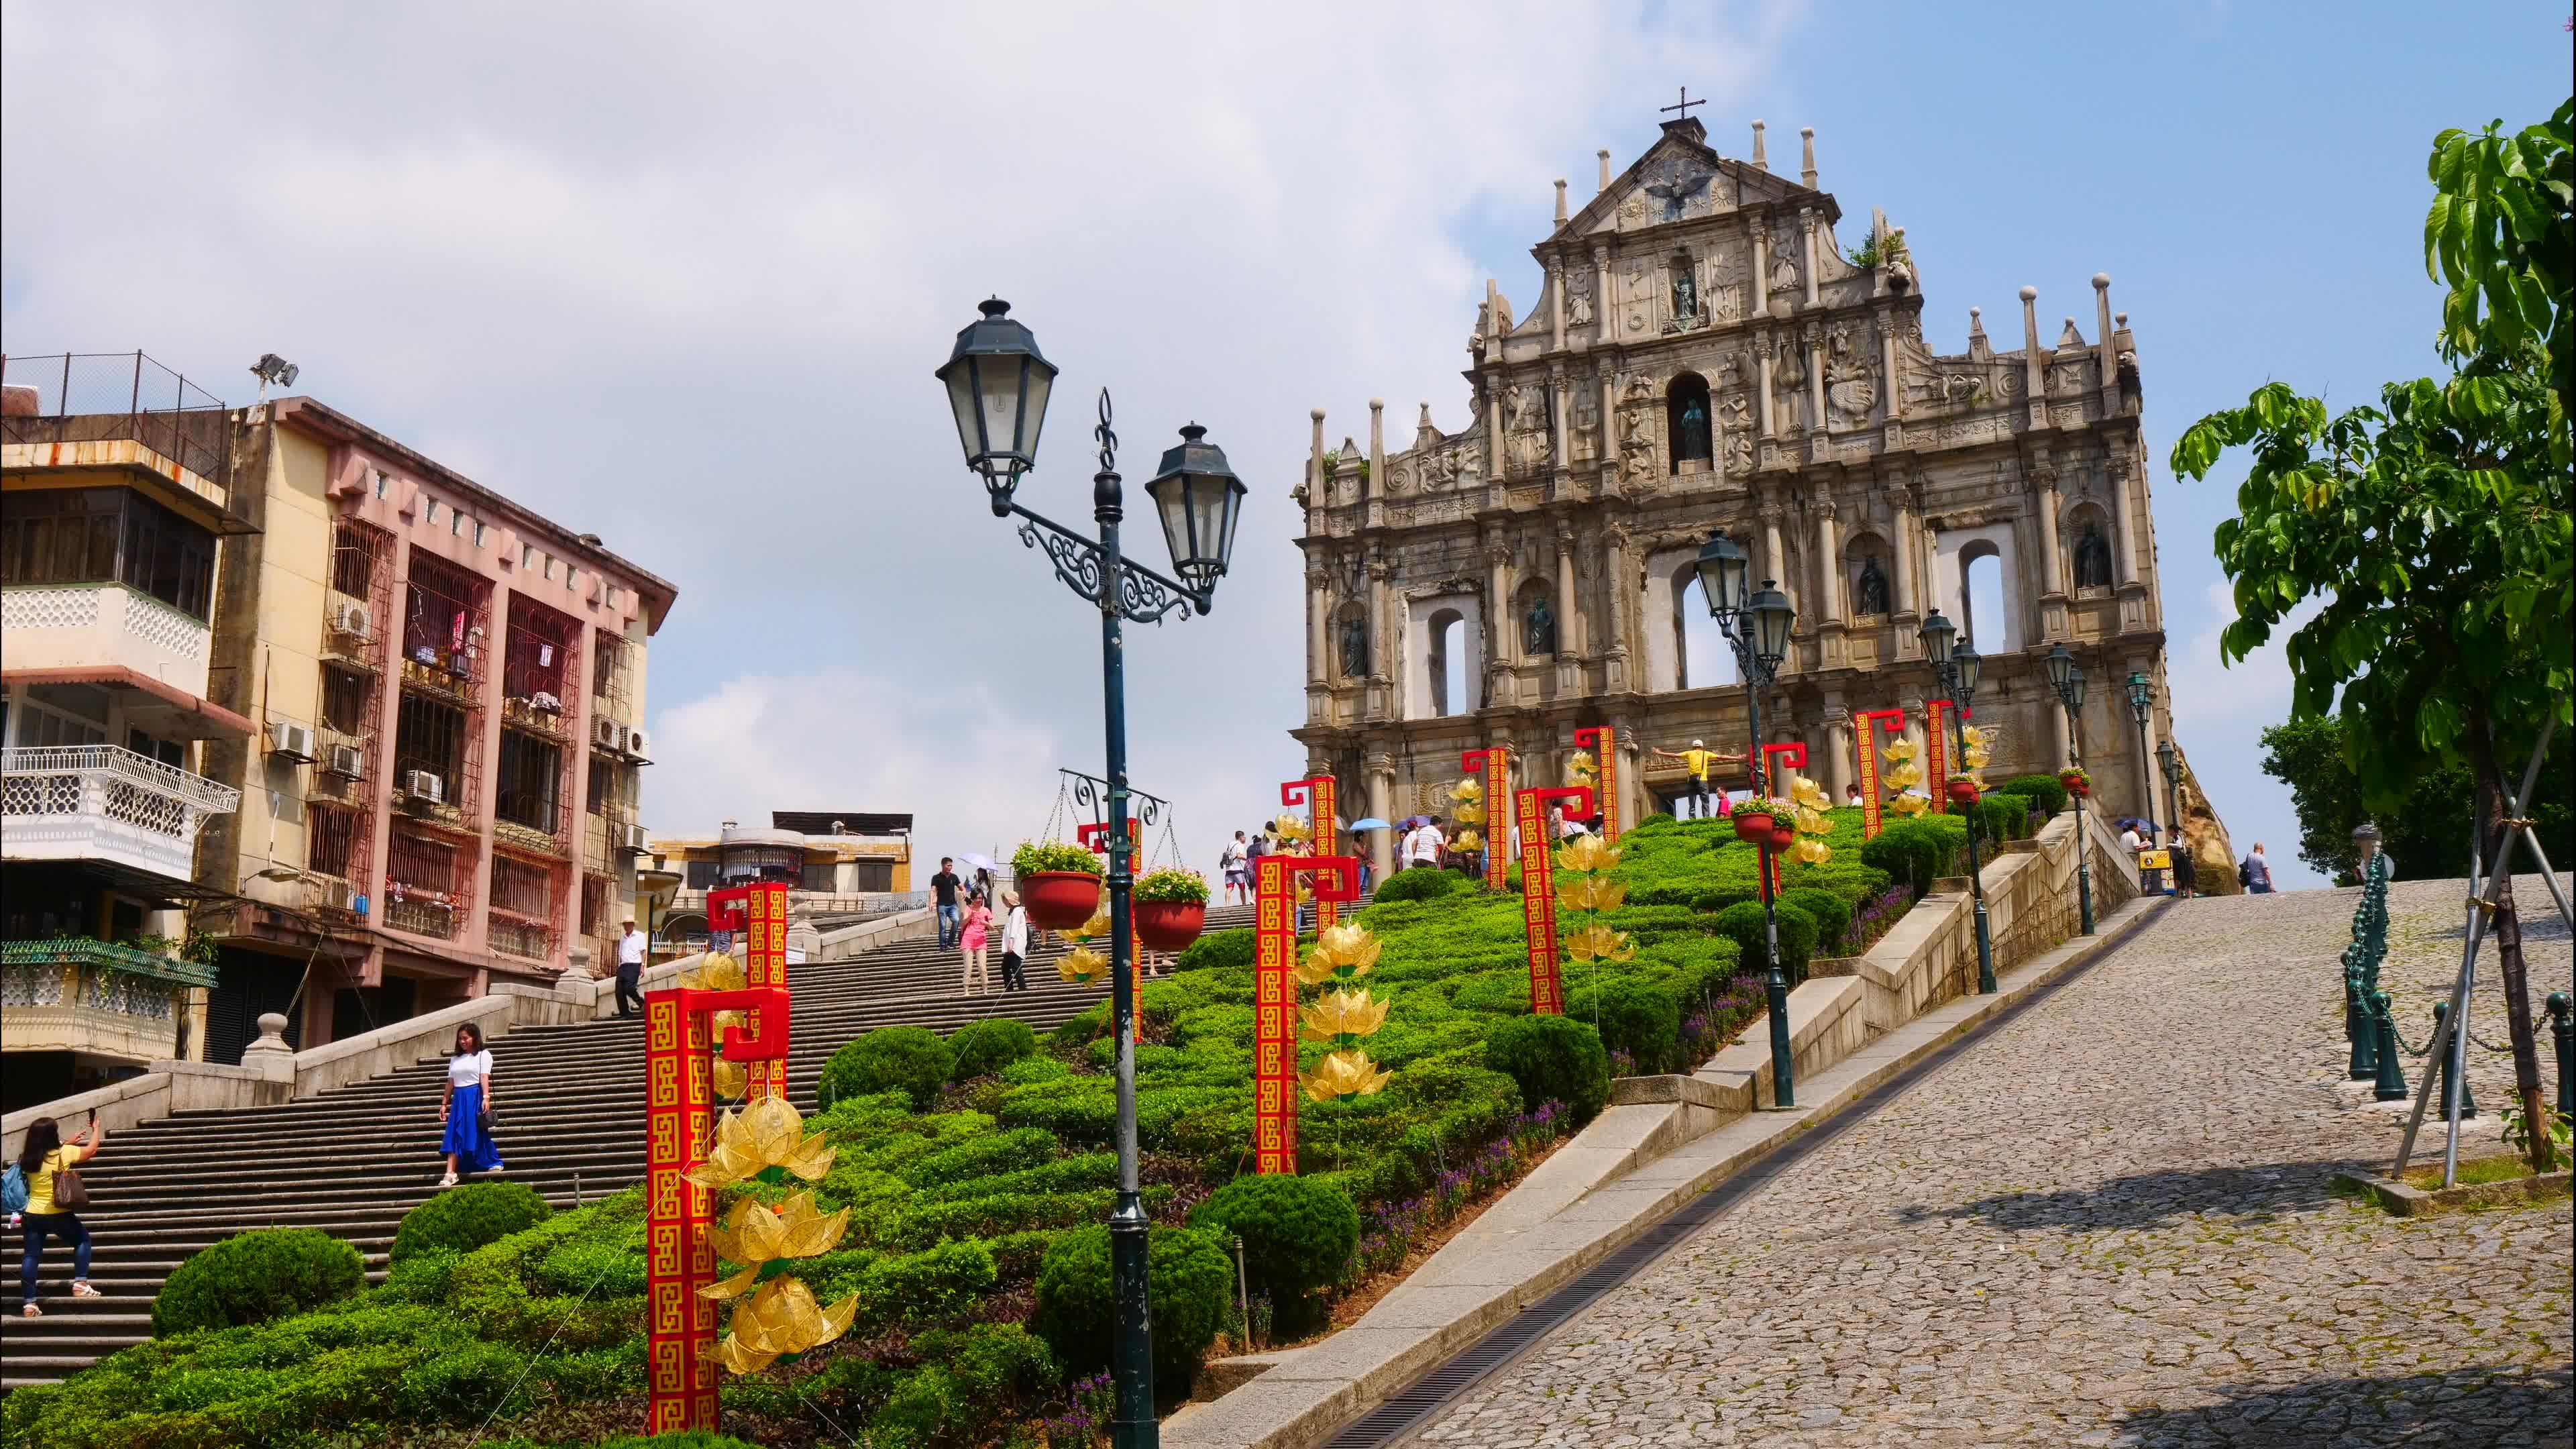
1, 937, 217, 1066
1, 744, 241, 881
1, 352, 237, 509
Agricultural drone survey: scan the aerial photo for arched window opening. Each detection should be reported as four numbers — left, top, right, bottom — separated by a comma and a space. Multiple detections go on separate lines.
1961, 547, 2006, 653
1666, 374, 1713, 472
1429, 609, 1466, 716
1675, 572, 1740, 690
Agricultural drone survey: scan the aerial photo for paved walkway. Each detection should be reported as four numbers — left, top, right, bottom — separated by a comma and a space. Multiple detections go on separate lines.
1411, 877, 2576, 1448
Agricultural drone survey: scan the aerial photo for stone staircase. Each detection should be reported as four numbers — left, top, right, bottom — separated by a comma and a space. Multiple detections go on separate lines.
0, 903, 1255, 1390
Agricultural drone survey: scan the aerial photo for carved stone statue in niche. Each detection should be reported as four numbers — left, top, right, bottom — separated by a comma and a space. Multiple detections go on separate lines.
1669, 260, 1699, 325
1567, 271, 1595, 327
1505, 383, 1550, 474
1854, 555, 1890, 615
1340, 612, 1370, 677
1525, 596, 1557, 656
1774, 335, 1808, 431
1723, 428, 1753, 476
2074, 524, 2113, 589
1673, 392, 1713, 466
1570, 391, 1601, 462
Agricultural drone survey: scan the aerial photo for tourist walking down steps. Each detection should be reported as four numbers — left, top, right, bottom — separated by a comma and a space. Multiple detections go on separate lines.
998, 890, 1030, 992
958, 890, 994, 996
10, 1114, 103, 1317
930, 857, 965, 949
439, 1024, 503, 1188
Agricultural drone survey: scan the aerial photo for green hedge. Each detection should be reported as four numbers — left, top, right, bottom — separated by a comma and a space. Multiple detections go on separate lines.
1482, 1013, 1606, 1120
1373, 867, 1466, 902
151, 1228, 364, 1336
1780, 888, 1853, 957
1570, 976, 1680, 1073
1031, 1224, 1234, 1389
1190, 1173, 1360, 1330
389, 1181, 550, 1263
821, 1024, 954, 1110
1712, 899, 1819, 981
947, 1016, 1039, 1081
1997, 773, 2071, 816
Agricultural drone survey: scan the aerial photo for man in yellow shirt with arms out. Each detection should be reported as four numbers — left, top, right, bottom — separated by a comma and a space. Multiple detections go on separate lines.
1650, 737, 1743, 819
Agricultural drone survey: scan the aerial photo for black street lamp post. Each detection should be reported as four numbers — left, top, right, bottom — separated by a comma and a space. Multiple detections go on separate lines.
2156, 741, 2187, 899
2126, 670, 2159, 892
2046, 645, 2096, 934
937, 299, 1245, 1449
1919, 610, 1993, 993
1695, 530, 1796, 1106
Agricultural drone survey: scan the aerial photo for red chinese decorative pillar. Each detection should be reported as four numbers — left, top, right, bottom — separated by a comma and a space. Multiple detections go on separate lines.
1513, 785, 1595, 1015
1462, 746, 1514, 891
1925, 700, 1955, 804
1252, 853, 1360, 1173
1282, 775, 1340, 927
743, 882, 790, 1101
1573, 725, 1619, 844
1853, 708, 1908, 839
643, 979, 790, 1434
1760, 742, 1807, 798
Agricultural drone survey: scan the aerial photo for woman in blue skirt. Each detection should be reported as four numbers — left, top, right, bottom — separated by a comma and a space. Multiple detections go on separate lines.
439, 1023, 504, 1187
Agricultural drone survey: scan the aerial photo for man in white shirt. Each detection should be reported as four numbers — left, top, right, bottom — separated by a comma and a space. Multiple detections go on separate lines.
614, 919, 647, 1018
1405, 820, 1444, 871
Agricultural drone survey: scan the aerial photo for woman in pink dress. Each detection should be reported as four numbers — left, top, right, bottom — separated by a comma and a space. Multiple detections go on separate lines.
957, 892, 993, 996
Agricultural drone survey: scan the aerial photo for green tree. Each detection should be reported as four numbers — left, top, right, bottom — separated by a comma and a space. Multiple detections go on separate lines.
2260, 714, 2572, 885
2173, 101, 2571, 1168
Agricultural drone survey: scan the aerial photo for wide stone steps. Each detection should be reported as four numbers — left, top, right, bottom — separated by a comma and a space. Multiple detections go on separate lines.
0, 903, 1252, 1387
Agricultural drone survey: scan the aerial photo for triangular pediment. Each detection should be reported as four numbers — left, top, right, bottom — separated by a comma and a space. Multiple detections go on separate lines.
1553, 123, 1828, 245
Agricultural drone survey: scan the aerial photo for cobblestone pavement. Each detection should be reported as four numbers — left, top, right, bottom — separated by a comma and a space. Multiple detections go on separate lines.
1411, 877, 2576, 1448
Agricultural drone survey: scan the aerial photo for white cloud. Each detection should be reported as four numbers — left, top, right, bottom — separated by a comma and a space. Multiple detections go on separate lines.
0, 2, 1800, 870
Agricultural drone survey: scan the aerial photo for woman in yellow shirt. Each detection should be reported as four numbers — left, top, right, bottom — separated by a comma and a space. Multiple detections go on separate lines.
14, 1115, 103, 1317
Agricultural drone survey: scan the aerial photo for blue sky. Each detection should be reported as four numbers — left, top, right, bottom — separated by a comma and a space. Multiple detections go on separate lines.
5, 3, 2565, 888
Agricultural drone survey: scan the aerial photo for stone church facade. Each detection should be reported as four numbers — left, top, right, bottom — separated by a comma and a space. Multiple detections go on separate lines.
1291, 115, 2229, 880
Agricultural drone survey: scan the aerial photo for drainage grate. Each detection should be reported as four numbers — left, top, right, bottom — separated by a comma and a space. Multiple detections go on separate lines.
1325, 900, 2167, 1448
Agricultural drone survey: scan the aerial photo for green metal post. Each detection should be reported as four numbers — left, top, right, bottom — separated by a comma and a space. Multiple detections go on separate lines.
2371, 991, 2408, 1102
1744, 641, 1792, 1110
2432, 1001, 2477, 1120
2346, 958, 2375, 1081
2548, 991, 2573, 1122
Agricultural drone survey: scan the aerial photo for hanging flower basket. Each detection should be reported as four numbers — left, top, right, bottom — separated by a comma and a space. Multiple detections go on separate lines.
1134, 900, 1208, 952
1732, 811, 1775, 843
1766, 824, 1797, 851
1946, 777, 1982, 805
1020, 873, 1104, 930
2059, 768, 2092, 799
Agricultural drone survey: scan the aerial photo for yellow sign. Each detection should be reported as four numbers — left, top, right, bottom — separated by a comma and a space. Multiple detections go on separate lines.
2137, 849, 2171, 870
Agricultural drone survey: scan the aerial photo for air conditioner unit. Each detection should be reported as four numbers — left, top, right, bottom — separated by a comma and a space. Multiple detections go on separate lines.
331, 600, 372, 640
402, 769, 445, 805
267, 722, 317, 762
325, 744, 366, 779
311, 876, 353, 911
625, 728, 651, 762
593, 716, 626, 751
619, 822, 649, 853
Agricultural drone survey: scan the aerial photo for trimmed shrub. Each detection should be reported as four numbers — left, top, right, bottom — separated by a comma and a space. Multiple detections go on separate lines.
1373, 867, 1463, 903
1572, 977, 1680, 1075
1998, 773, 2070, 817
1481, 1013, 1608, 1122
1175, 926, 1256, 974
389, 1180, 550, 1263
151, 1228, 364, 1336
820, 1025, 955, 1110
1688, 888, 1756, 915
1780, 888, 1852, 955
1189, 1174, 1361, 1326
947, 1017, 1039, 1081
1970, 794, 2030, 846
1712, 900, 1821, 981
873, 1323, 1060, 1444
1032, 1224, 1234, 1389
384, 1248, 460, 1304
1860, 820, 1953, 896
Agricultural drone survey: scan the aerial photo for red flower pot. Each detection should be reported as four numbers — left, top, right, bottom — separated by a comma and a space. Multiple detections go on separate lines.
1947, 778, 1981, 805
1768, 825, 1797, 851
1732, 811, 1774, 843
1134, 899, 1207, 953
1020, 871, 1103, 930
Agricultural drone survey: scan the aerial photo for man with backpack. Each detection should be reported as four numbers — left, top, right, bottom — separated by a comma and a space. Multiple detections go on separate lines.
2241, 843, 2273, 894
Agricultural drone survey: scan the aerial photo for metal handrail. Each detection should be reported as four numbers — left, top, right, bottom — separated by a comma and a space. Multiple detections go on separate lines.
0, 744, 241, 814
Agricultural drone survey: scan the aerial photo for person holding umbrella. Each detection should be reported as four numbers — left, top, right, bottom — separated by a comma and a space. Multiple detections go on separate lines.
1348, 816, 1391, 895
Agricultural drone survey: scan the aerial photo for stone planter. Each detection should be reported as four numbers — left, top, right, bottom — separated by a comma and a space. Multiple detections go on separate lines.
1019, 872, 1104, 931
2332, 1159, 2575, 1217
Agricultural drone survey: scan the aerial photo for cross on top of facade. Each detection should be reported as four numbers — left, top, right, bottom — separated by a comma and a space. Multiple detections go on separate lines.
1660, 87, 1703, 123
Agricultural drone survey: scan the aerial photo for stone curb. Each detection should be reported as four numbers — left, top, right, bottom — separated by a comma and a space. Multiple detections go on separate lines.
1165, 894, 2165, 1449
2332, 1166, 2576, 1217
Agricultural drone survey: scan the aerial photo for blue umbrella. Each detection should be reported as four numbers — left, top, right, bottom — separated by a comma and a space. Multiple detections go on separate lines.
1349, 817, 1392, 832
